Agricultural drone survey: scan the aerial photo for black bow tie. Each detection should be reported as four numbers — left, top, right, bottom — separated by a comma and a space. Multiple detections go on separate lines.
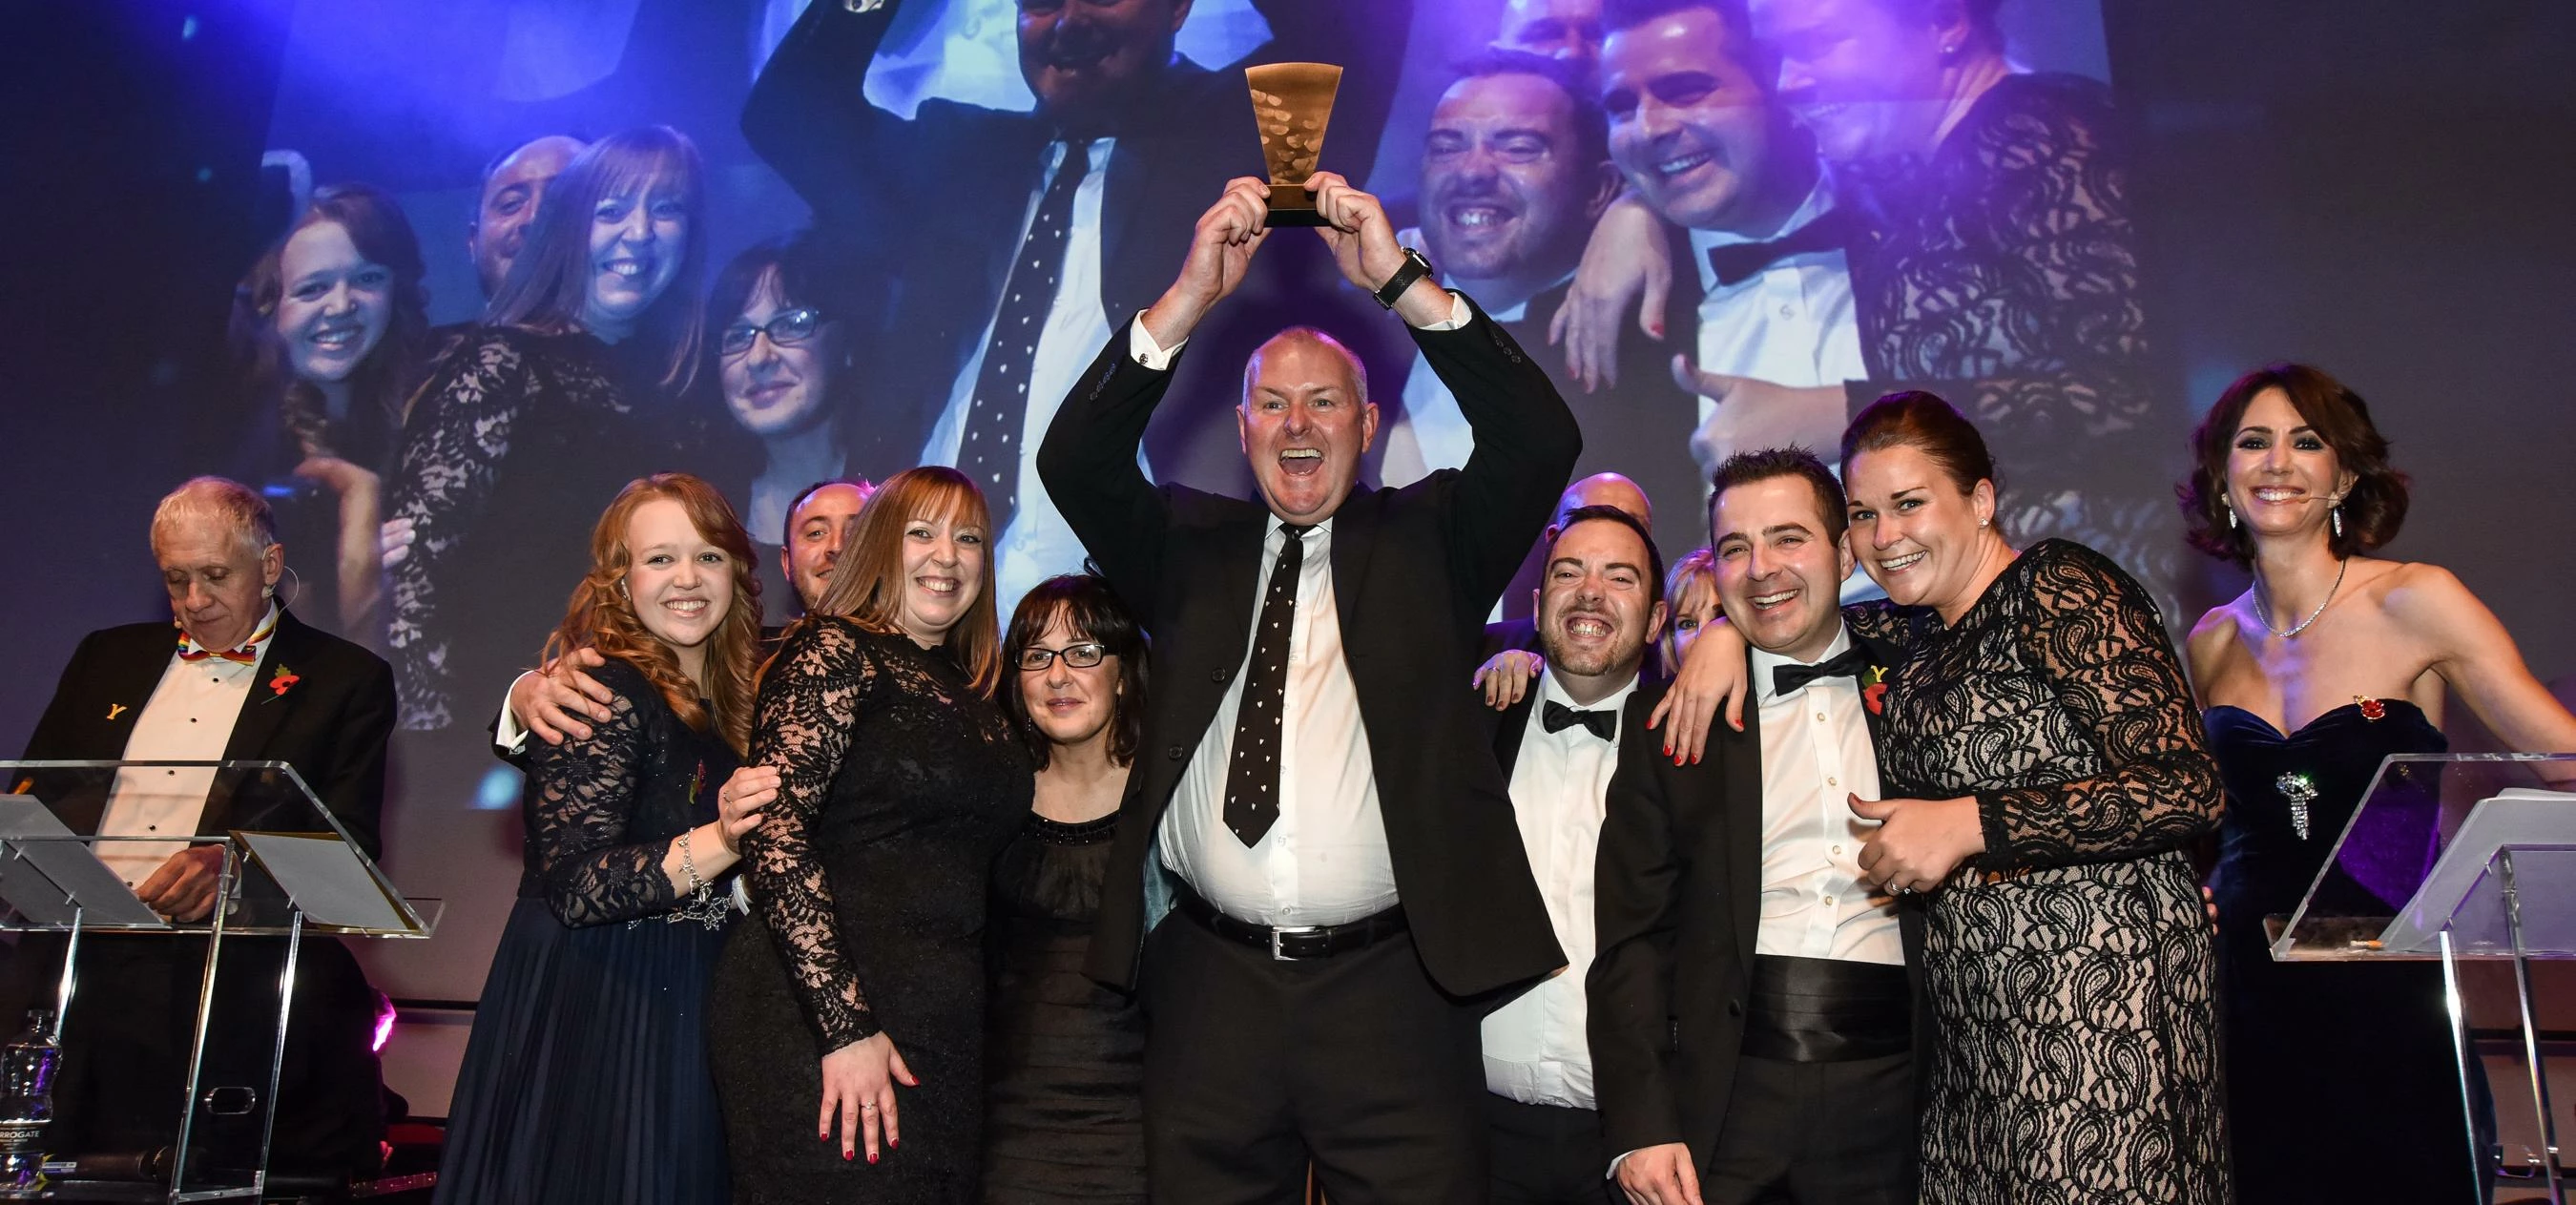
1771, 646, 1870, 696
1704, 207, 1859, 288
1542, 699, 1619, 741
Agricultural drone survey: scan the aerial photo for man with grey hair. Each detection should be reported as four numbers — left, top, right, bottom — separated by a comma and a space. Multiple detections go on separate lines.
12, 475, 395, 1181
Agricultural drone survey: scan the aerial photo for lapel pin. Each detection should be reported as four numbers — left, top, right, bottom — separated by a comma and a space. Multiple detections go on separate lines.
106, 703, 129, 721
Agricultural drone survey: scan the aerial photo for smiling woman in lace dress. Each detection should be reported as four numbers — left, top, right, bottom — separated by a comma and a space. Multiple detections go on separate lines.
436, 472, 779, 1204
709, 466, 1031, 1203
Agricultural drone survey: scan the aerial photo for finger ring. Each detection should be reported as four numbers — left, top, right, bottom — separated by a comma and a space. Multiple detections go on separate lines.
861, 1104, 877, 1113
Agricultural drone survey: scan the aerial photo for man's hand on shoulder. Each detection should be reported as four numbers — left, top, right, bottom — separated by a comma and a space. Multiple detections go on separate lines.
1140, 177, 1274, 349
509, 648, 613, 745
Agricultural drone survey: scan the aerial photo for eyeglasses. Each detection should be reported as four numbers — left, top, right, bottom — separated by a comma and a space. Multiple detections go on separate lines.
1016, 642, 1108, 672
717, 308, 825, 357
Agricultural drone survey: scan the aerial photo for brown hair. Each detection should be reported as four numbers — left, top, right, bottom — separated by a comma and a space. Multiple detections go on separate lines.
231, 182, 431, 461
484, 126, 707, 396
542, 473, 763, 754
1001, 572, 1150, 771
2179, 362, 2410, 567
1839, 390, 1997, 498
1708, 445, 1848, 547
800, 466, 1004, 696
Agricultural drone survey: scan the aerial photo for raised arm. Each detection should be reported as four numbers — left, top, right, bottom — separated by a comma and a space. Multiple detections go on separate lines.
1977, 546, 2223, 870
739, 0, 916, 230
384, 334, 538, 729
742, 618, 880, 1054
1589, 692, 1688, 1161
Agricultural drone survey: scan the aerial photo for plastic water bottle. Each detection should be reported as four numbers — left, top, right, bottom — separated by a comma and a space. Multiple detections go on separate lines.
0, 1010, 58, 1191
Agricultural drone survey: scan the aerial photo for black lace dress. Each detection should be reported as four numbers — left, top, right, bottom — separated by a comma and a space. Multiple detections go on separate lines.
384, 327, 660, 730
709, 618, 1031, 1203
436, 658, 737, 1204
1849, 541, 2227, 1203
983, 811, 1148, 1202
1844, 73, 2188, 621
2207, 699, 2489, 1202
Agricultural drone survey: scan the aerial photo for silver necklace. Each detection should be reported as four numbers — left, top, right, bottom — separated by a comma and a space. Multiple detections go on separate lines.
2253, 557, 2347, 639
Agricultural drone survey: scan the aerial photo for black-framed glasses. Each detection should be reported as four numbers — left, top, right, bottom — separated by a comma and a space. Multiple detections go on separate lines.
717, 308, 824, 357
1016, 642, 1108, 672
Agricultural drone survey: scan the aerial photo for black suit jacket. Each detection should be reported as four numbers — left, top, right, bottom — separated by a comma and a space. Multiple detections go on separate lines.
742, 0, 1413, 481
12, 608, 394, 1176
1039, 297, 1580, 997
1587, 634, 1928, 1168
20, 609, 393, 857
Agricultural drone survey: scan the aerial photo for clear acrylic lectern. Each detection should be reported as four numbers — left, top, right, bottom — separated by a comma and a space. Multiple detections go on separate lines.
2269, 752, 2576, 1204
0, 759, 437, 1202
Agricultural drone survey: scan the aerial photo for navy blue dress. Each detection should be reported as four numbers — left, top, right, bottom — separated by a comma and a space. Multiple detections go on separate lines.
437, 659, 738, 1204
2207, 698, 2489, 1203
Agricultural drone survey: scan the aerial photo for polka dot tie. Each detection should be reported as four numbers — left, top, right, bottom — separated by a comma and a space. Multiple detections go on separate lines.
960, 139, 1096, 537
1223, 524, 1312, 846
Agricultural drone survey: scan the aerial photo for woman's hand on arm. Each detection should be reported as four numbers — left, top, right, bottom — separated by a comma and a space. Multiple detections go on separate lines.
821, 1032, 919, 1164
1471, 649, 1545, 710
1647, 618, 1750, 763
1548, 193, 1672, 392
1850, 794, 1985, 895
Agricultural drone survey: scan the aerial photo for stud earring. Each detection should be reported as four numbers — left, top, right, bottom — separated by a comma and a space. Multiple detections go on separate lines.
1941, 42, 1961, 61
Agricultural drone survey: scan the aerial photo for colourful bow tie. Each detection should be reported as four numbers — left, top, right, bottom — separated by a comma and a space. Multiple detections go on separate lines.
177, 613, 276, 665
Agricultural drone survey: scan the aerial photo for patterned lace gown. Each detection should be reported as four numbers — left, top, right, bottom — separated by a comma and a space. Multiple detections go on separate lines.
1851, 540, 2227, 1202
435, 658, 737, 1204
709, 617, 1031, 1203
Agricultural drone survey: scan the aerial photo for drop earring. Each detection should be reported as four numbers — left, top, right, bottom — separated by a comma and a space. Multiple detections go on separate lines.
2225, 503, 2238, 530
2331, 506, 2343, 539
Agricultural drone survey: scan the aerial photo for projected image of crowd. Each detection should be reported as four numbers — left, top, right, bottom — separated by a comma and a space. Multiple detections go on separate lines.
20, 0, 2576, 1202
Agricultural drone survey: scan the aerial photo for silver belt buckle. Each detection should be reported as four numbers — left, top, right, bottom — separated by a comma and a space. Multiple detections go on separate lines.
1270, 924, 1320, 961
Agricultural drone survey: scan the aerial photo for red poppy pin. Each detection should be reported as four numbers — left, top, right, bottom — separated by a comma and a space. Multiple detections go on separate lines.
1860, 665, 1888, 717
689, 760, 708, 807
2355, 696, 2386, 721
265, 663, 300, 702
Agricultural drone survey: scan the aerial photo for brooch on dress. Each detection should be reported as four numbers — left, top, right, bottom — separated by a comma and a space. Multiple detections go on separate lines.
2354, 696, 2387, 721
2275, 771, 2318, 841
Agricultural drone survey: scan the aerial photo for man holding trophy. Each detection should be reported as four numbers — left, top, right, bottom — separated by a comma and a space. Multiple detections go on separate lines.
1039, 71, 1584, 1196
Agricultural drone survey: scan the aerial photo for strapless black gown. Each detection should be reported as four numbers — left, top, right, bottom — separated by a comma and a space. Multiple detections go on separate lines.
2207, 698, 2490, 1203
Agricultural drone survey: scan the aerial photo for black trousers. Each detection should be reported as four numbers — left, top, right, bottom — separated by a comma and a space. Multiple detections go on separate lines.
1485, 1094, 1618, 1204
0, 931, 384, 1179
1139, 910, 1488, 1205
1699, 1050, 1913, 1205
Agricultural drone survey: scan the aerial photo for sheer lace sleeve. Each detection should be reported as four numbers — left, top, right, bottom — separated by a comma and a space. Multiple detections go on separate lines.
1840, 599, 1920, 650
1975, 544, 2222, 871
384, 333, 534, 728
525, 665, 684, 926
743, 617, 880, 1054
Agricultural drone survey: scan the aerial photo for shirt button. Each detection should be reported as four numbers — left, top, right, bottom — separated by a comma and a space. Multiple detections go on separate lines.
1823, 895, 1835, 905
1779, 304, 1795, 318
1831, 844, 1843, 856
1828, 777, 1839, 787
1815, 713, 1826, 722
1211, 668, 1228, 683
1166, 745, 1185, 760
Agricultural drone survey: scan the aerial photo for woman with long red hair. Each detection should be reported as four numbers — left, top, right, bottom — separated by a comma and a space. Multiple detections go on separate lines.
437, 472, 779, 1204
709, 466, 1031, 1201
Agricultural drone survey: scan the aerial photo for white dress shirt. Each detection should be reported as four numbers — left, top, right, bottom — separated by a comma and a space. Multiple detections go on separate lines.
922, 137, 1139, 613
1156, 518, 1396, 926
1748, 627, 1901, 965
1687, 177, 1868, 411
95, 608, 279, 888
1483, 667, 1637, 1111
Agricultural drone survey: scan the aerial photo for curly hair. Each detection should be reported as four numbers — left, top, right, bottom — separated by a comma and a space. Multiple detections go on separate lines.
542, 473, 763, 754
1000, 572, 1150, 772
2178, 362, 2410, 567
230, 182, 430, 461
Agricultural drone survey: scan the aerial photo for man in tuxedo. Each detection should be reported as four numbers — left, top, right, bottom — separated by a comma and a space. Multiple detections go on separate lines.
1478, 504, 1663, 1202
1381, 52, 1700, 554
1595, 0, 1867, 473
12, 477, 393, 1180
1591, 447, 1922, 1205
1037, 175, 1577, 1201
467, 135, 586, 301
742, 0, 1411, 610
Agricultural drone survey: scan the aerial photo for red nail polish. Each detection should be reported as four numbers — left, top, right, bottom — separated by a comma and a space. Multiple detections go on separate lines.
842, 1151, 854, 1162
868, 1152, 880, 1165
890, 1138, 900, 1150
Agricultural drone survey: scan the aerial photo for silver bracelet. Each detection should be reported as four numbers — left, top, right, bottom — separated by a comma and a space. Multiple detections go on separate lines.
661, 827, 731, 931
677, 828, 706, 895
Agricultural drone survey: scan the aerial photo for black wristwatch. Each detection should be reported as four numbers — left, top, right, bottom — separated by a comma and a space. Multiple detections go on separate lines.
1372, 247, 1434, 310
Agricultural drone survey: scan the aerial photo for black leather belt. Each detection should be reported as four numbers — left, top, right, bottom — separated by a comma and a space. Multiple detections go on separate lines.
1173, 883, 1408, 961
1740, 954, 1911, 1064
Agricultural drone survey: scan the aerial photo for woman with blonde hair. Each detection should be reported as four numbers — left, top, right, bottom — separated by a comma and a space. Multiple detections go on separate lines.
438, 472, 780, 1203
710, 465, 1032, 1201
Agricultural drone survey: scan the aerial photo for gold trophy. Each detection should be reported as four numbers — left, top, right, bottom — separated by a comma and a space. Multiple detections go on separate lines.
1245, 62, 1343, 227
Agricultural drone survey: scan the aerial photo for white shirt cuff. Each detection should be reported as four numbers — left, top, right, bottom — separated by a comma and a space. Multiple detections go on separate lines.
493, 674, 533, 754
1413, 289, 1471, 331
1607, 1149, 1641, 1180
1128, 318, 1184, 370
